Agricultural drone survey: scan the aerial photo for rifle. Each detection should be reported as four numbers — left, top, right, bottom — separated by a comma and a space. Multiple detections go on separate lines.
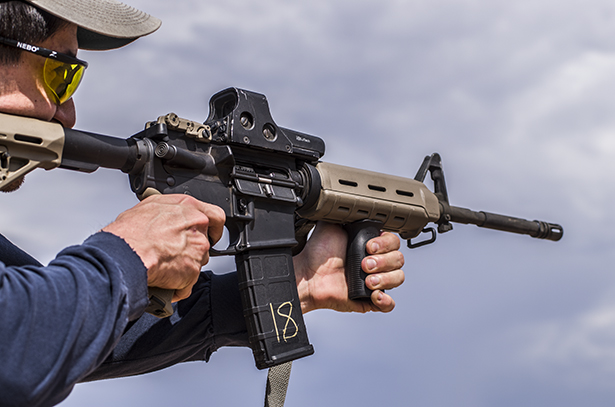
0, 87, 563, 370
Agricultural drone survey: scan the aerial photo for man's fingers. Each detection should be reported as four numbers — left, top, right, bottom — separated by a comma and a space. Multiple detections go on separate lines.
366, 231, 400, 254
111, 193, 226, 297
365, 268, 405, 291
363, 250, 405, 275
200, 203, 226, 244
370, 290, 396, 312
153, 193, 227, 246
173, 286, 193, 302
173, 194, 226, 244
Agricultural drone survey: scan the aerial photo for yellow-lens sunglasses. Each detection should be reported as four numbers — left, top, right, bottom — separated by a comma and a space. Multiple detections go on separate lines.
0, 36, 88, 105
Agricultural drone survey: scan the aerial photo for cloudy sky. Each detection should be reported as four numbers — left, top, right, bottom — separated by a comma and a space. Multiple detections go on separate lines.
3, 0, 615, 405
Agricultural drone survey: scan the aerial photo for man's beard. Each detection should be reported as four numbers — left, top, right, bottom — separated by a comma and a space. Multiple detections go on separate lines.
1, 175, 25, 192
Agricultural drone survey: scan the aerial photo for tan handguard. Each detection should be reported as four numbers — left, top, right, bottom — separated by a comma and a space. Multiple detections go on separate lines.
299, 162, 442, 239
0, 113, 65, 191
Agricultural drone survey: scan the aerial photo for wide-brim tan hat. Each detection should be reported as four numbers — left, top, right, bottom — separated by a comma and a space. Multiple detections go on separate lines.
24, 0, 161, 50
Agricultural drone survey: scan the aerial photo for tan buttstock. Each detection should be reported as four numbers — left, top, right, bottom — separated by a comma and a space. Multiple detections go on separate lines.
0, 113, 65, 191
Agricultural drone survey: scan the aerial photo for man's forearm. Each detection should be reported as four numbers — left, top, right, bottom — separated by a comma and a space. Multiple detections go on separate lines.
0, 232, 148, 406
83, 271, 249, 382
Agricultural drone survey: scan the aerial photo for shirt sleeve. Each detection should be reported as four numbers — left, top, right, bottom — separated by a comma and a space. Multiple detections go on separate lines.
0, 232, 149, 407
82, 270, 250, 381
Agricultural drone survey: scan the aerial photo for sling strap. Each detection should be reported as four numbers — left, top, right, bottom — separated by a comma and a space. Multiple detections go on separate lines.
264, 361, 292, 407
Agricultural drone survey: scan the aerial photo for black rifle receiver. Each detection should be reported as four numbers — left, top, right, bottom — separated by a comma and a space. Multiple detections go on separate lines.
127, 88, 323, 369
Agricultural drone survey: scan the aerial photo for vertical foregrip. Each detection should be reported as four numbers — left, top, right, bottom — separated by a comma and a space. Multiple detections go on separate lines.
235, 248, 314, 369
344, 220, 383, 300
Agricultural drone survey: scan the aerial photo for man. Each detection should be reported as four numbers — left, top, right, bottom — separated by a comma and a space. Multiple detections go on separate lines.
0, 0, 405, 406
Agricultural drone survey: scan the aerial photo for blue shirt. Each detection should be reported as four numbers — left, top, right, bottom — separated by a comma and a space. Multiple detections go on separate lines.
0, 232, 248, 407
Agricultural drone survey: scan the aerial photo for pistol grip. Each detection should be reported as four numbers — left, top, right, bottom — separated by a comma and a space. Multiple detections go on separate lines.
145, 287, 175, 318
344, 220, 383, 300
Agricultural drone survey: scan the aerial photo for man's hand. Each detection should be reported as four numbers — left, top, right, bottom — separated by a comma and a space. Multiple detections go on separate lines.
294, 222, 405, 314
102, 194, 225, 302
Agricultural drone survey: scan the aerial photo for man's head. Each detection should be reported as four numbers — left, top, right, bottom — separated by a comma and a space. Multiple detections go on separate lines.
0, 0, 159, 191
0, 0, 160, 127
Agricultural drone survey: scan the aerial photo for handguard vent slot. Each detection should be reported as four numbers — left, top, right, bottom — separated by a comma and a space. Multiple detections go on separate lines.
339, 179, 358, 187
396, 189, 414, 198
14, 134, 43, 145
368, 184, 386, 192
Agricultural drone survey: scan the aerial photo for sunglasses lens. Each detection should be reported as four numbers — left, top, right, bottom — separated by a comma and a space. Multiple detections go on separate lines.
43, 59, 85, 105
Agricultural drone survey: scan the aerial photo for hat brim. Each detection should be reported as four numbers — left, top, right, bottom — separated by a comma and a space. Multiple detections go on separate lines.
25, 0, 161, 50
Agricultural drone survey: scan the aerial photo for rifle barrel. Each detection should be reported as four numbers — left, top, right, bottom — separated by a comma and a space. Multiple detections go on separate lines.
443, 204, 563, 241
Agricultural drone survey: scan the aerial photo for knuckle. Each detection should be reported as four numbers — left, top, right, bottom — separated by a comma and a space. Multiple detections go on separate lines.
199, 212, 211, 227
214, 204, 226, 218
183, 257, 201, 274
202, 236, 211, 251
397, 251, 405, 267
210, 207, 226, 226
382, 232, 400, 248
181, 194, 198, 204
